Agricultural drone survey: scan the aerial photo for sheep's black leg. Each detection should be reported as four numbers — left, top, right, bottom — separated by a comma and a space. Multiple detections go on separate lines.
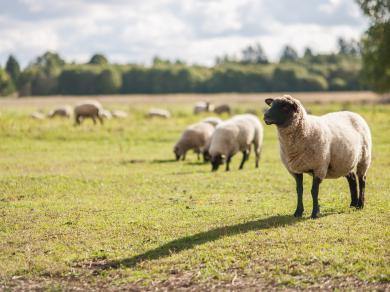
75, 114, 81, 126
310, 176, 322, 219
239, 151, 248, 170
357, 176, 366, 209
98, 116, 104, 125
225, 156, 232, 171
92, 116, 97, 125
346, 172, 358, 207
293, 173, 304, 217
182, 152, 186, 161
197, 152, 200, 160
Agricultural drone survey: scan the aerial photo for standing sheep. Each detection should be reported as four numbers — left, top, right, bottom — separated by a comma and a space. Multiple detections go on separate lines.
47, 105, 72, 118
193, 102, 214, 115
74, 100, 104, 125
147, 108, 171, 119
174, 121, 216, 161
263, 95, 372, 219
209, 114, 263, 171
214, 104, 231, 115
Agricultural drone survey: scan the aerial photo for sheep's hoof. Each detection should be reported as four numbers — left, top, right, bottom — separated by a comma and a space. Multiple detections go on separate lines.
356, 201, 364, 209
310, 212, 320, 219
350, 201, 359, 208
293, 209, 304, 218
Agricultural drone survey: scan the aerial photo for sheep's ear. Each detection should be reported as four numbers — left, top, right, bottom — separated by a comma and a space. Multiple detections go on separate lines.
265, 98, 274, 106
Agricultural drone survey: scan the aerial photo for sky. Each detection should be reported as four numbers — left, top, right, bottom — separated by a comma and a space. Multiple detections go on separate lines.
0, 0, 368, 67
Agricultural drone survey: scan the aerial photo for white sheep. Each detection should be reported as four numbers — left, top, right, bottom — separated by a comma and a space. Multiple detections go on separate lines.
264, 95, 372, 219
74, 100, 104, 125
111, 110, 128, 119
193, 101, 214, 115
208, 114, 263, 171
147, 108, 171, 119
99, 109, 112, 120
31, 111, 45, 120
47, 105, 72, 118
174, 121, 216, 161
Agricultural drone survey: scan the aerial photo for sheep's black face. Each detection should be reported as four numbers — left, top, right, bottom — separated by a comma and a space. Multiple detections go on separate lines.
211, 154, 225, 171
173, 146, 181, 161
264, 98, 297, 127
203, 150, 211, 162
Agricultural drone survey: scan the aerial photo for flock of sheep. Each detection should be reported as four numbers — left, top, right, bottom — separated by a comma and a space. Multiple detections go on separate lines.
175, 95, 372, 219
30, 95, 372, 219
30, 100, 128, 124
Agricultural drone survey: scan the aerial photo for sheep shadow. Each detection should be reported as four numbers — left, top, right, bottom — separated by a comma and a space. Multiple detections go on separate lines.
120, 159, 177, 165
96, 214, 306, 270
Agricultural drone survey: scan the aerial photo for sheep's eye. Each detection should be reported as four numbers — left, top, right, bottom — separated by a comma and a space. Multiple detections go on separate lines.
282, 105, 289, 111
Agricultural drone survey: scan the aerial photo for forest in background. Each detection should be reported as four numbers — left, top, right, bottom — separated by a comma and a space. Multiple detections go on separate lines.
0, 38, 366, 96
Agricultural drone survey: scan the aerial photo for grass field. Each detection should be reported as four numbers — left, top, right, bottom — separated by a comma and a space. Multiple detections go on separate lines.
0, 94, 389, 290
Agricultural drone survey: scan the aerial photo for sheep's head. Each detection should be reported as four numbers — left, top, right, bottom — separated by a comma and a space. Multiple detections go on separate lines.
173, 145, 181, 161
263, 95, 301, 127
211, 154, 225, 171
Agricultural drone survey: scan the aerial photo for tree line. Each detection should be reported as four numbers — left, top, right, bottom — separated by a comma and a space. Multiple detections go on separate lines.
0, 40, 366, 97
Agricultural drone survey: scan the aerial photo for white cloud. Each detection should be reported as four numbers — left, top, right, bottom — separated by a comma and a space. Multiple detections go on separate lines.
0, 0, 368, 67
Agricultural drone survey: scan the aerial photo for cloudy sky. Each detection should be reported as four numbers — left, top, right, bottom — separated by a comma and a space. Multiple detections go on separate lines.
0, 0, 367, 67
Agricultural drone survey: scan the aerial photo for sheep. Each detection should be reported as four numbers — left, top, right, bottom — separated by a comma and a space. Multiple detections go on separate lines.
263, 95, 372, 219
111, 110, 128, 119
47, 105, 72, 118
99, 109, 112, 120
208, 114, 263, 171
31, 111, 45, 120
201, 117, 223, 127
74, 100, 104, 125
214, 104, 231, 115
173, 121, 216, 161
193, 101, 214, 114
147, 108, 171, 119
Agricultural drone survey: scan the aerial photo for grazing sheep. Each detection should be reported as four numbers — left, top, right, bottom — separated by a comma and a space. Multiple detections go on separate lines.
263, 95, 372, 219
47, 105, 72, 118
201, 117, 223, 127
111, 110, 128, 119
209, 114, 263, 171
193, 102, 214, 114
31, 111, 45, 120
74, 100, 104, 125
214, 104, 231, 115
174, 122, 216, 161
148, 108, 171, 119
100, 109, 112, 120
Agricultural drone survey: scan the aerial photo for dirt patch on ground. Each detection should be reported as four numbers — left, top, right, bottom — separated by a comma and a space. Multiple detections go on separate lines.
2, 272, 389, 291
0, 91, 382, 108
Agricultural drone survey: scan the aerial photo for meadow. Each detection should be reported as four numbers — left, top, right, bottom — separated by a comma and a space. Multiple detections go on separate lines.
0, 94, 389, 290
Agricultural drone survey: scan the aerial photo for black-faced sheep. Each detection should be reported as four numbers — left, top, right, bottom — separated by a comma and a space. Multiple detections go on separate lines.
264, 95, 372, 219
74, 100, 104, 125
47, 105, 72, 118
193, 102, 214, 115
214, 104, 231, 115
209, 114, 263, 171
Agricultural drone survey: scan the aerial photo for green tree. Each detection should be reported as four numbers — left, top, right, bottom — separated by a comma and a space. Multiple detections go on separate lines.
88, 54, 109, 65
357, 0, 390, 92
280, 45, 299, 62
96, 68, 121, 93
5, 55, 21, 84
0, 68, 15, 96
241, 43, 268, 64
